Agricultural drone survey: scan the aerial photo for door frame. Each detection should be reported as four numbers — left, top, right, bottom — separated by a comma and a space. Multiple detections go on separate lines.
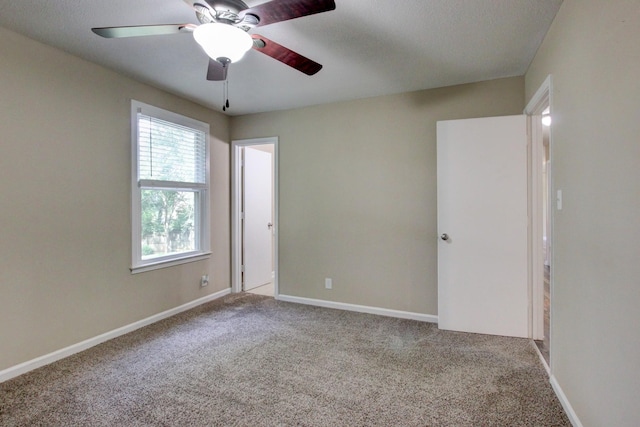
524, 75, 553, 351
231, 137, 279, 295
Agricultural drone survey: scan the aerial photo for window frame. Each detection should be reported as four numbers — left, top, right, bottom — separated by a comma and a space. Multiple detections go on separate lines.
130, 100, 211, 274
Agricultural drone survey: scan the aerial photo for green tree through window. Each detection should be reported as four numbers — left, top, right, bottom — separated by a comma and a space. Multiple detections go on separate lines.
141, 190, 195, 258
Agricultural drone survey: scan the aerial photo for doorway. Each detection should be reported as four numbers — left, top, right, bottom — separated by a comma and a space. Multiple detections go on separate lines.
231, 137, 278, 297
525, 76, 553, 368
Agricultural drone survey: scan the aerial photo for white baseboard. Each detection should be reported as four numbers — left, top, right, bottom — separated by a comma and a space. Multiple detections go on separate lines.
277, 294, 438, 323
0, 288, 231, 383
550, 375, 584, 427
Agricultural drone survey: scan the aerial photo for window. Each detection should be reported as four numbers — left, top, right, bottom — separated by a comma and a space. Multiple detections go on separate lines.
131, 100, 210, 273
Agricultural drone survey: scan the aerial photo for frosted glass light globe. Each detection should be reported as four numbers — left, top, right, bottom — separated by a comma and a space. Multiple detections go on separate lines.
193, 23, 252, 63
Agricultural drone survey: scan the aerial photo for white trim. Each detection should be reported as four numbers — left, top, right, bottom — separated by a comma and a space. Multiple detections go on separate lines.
525, 75, 553, 115
130, 100, 211, 273
550, 375, 584, 427
231, 137, 279, 297
130, 252, 211, 274
524, 76, 553, 344
0, 288, 231, 383
528, 115, 545, 341
277, 294, 438, 323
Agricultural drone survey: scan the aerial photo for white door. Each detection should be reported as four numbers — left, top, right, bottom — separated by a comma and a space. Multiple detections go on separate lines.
243, 147, 273, 290
437, 115, 528, 338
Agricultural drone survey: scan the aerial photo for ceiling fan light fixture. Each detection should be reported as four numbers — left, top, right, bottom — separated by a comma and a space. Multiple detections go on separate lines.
193, 23, 252, 63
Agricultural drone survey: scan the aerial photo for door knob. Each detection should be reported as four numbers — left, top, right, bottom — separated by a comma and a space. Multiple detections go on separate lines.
267, 222, 273, 229
441, 233, 450, 241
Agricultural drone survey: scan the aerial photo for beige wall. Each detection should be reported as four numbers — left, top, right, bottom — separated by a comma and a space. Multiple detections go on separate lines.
0, 27, 230, 371
526, 0, 640, 425
231, 77, 524, 315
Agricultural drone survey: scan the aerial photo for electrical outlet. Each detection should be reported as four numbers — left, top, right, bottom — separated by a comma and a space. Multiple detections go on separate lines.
200, 275, 209, 287
325, 278, 332, 289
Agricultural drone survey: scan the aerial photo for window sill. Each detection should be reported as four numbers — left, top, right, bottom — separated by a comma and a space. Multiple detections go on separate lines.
131, 252, 212, 274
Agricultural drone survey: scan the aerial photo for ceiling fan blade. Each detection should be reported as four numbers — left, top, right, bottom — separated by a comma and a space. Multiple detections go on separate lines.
251, 34, 322, 76
241, 0, 336, 28
91, 24, 196, 38
207, 59, 229, 81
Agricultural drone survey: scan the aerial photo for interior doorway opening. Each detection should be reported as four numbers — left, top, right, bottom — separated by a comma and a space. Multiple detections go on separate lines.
525, 76, 553, 368
231, 137, 279, 297
538, 106, 551, 365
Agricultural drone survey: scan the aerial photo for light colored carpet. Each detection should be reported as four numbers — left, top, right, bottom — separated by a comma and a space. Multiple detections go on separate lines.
0, 293, 570, 426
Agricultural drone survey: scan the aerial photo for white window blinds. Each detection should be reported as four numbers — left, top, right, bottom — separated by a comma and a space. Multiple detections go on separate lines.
137, 114, 206, 185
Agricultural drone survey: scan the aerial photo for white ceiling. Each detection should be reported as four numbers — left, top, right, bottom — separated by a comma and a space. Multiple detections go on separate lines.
0, 0, 562, 116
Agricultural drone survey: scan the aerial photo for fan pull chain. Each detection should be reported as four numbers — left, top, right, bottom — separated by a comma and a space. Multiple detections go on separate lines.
222, 81, 230, 112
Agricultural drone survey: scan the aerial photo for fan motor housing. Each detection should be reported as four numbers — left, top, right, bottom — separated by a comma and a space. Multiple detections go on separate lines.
192, 0, 249, 22
206, 0, 249, 13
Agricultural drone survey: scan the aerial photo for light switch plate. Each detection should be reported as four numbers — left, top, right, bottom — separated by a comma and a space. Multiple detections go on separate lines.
557, 189, 563, 210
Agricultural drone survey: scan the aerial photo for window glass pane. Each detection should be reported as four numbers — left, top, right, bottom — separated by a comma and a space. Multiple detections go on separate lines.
141, 189, 197, 259
138, 115, 206, 184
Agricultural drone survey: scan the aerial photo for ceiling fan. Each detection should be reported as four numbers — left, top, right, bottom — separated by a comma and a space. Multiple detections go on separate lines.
92, 0, 336, 82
